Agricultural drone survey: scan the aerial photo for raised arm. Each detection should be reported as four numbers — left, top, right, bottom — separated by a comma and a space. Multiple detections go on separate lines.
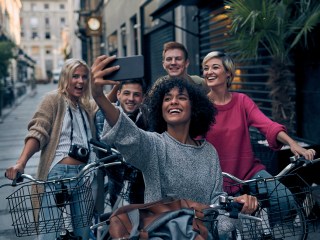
91, 55, 121, 127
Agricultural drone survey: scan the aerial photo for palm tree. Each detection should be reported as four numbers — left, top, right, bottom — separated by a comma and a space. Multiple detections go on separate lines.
224, 0, 320, 134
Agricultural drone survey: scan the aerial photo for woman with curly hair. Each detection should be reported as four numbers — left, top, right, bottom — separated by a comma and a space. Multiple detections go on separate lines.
91, 55, 257, 214
146, 75, 214, 139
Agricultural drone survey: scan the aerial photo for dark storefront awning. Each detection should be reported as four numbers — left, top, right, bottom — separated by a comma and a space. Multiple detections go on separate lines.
150, 0, 200, 19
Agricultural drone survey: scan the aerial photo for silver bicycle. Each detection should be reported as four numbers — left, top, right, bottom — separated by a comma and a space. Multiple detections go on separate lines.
223, 156, 320, 240
1, 139, 122, 239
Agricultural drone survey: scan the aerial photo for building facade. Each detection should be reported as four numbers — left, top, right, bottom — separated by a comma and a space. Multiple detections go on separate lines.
0, 0, 35, 117
76, 0, 320, 144
20, 0, 82, 82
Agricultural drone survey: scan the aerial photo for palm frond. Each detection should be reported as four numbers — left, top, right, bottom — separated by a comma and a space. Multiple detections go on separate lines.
224, 0, 320, 63
289, 2, 320, 48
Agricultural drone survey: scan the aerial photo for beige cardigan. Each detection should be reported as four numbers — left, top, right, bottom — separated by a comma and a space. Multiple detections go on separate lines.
26, 90, 98, 181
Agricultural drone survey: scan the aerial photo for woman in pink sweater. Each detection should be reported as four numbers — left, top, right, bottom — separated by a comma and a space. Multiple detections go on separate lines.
202, 51, 316, 223
203, 51, 315, 181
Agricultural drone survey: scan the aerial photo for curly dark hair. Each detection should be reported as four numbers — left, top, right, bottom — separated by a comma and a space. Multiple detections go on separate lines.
146, 77, 217, 138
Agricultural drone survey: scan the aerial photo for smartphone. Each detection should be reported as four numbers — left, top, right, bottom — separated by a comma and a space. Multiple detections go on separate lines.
103, 55, 144, 81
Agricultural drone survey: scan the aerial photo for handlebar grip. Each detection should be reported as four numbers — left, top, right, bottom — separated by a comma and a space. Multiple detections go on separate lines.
230, 201, 243, 210
227, 202, 244, 219
90, 138, 112, 152
6, 172, 24, 186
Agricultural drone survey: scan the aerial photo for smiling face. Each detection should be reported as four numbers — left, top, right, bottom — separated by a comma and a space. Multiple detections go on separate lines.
203, 57, 230, 89
117, 83, 144, 114
162, 49, 189, 78
66, 65, 89, 102
162, 87, 191, 127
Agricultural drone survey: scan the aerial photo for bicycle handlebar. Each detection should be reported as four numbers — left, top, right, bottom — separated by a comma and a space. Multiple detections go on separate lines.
276, 156, 320, 177
207, 195, 262, 222
3, 139, 124, 187
223, 156, 320, 184
90, 138, 121, 156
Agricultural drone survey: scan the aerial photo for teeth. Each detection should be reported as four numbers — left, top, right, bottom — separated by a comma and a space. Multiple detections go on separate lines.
169, 109, 181, 113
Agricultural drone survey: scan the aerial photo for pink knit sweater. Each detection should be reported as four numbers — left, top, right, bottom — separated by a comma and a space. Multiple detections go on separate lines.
206, 93, 286, 181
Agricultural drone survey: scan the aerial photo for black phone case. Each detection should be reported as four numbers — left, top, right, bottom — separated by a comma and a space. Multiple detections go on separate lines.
103, 55, 144, 81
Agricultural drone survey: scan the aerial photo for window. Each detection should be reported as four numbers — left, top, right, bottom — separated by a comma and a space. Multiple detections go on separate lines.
32, 32, 38, 39
61, 17, 65, 25
108, 32, 118, 56
45, 18, 49, 25
60, 4, 65, 10
31, 46, 40, 55
31, 3, 36, 11
45, 46, 52, 55
121, 24, 127, 56
44, 3, 49, 9
30, 17, 38, 28
131, 15, 139, 55
45, 32, 51, 39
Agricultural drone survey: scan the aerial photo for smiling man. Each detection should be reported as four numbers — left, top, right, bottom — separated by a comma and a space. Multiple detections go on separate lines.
95, 79, 147, 206
149, 42, 208, 96
116, 79, 147, 129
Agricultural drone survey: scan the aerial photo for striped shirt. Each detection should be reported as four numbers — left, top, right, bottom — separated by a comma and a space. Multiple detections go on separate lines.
50, 104, 92, 171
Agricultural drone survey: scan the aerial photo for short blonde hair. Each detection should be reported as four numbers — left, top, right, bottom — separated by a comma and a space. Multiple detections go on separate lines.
202, 51, 235, 88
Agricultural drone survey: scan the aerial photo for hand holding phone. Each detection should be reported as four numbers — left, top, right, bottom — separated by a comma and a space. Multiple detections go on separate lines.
103, 55, 144, 81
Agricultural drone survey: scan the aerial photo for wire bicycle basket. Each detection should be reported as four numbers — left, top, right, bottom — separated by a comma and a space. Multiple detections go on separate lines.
223, 173, 317, 239
6, 176, 94, 237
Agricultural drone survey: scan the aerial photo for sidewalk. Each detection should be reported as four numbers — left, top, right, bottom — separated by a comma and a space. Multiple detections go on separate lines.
0, 83, 56, 239
0, 87, 37, 123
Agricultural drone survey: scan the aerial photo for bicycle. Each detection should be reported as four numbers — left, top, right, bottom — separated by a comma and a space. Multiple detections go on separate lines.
1, 139, 123, 239
92, 193, 262, 240
222, 156, 320, 240
89, 139, 145, 240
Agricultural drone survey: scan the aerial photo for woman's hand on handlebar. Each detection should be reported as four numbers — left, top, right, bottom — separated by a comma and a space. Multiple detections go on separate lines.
290, 142, 316, 161
5, 163, 25, 180
234, 194, 258, 214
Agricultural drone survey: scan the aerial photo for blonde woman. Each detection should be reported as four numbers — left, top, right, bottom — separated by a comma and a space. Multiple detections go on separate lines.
6, 58, 97, 239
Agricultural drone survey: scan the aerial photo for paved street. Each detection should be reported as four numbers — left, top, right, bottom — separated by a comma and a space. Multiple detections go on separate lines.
0, 83, 319, 239
0, 83, 56, 239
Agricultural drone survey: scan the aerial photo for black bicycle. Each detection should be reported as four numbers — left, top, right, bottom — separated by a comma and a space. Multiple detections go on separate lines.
89, 138, 146, 240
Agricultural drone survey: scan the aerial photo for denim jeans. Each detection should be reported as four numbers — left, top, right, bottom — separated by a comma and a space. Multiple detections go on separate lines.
38, 164, 90, 240
250, 170, 296, 225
